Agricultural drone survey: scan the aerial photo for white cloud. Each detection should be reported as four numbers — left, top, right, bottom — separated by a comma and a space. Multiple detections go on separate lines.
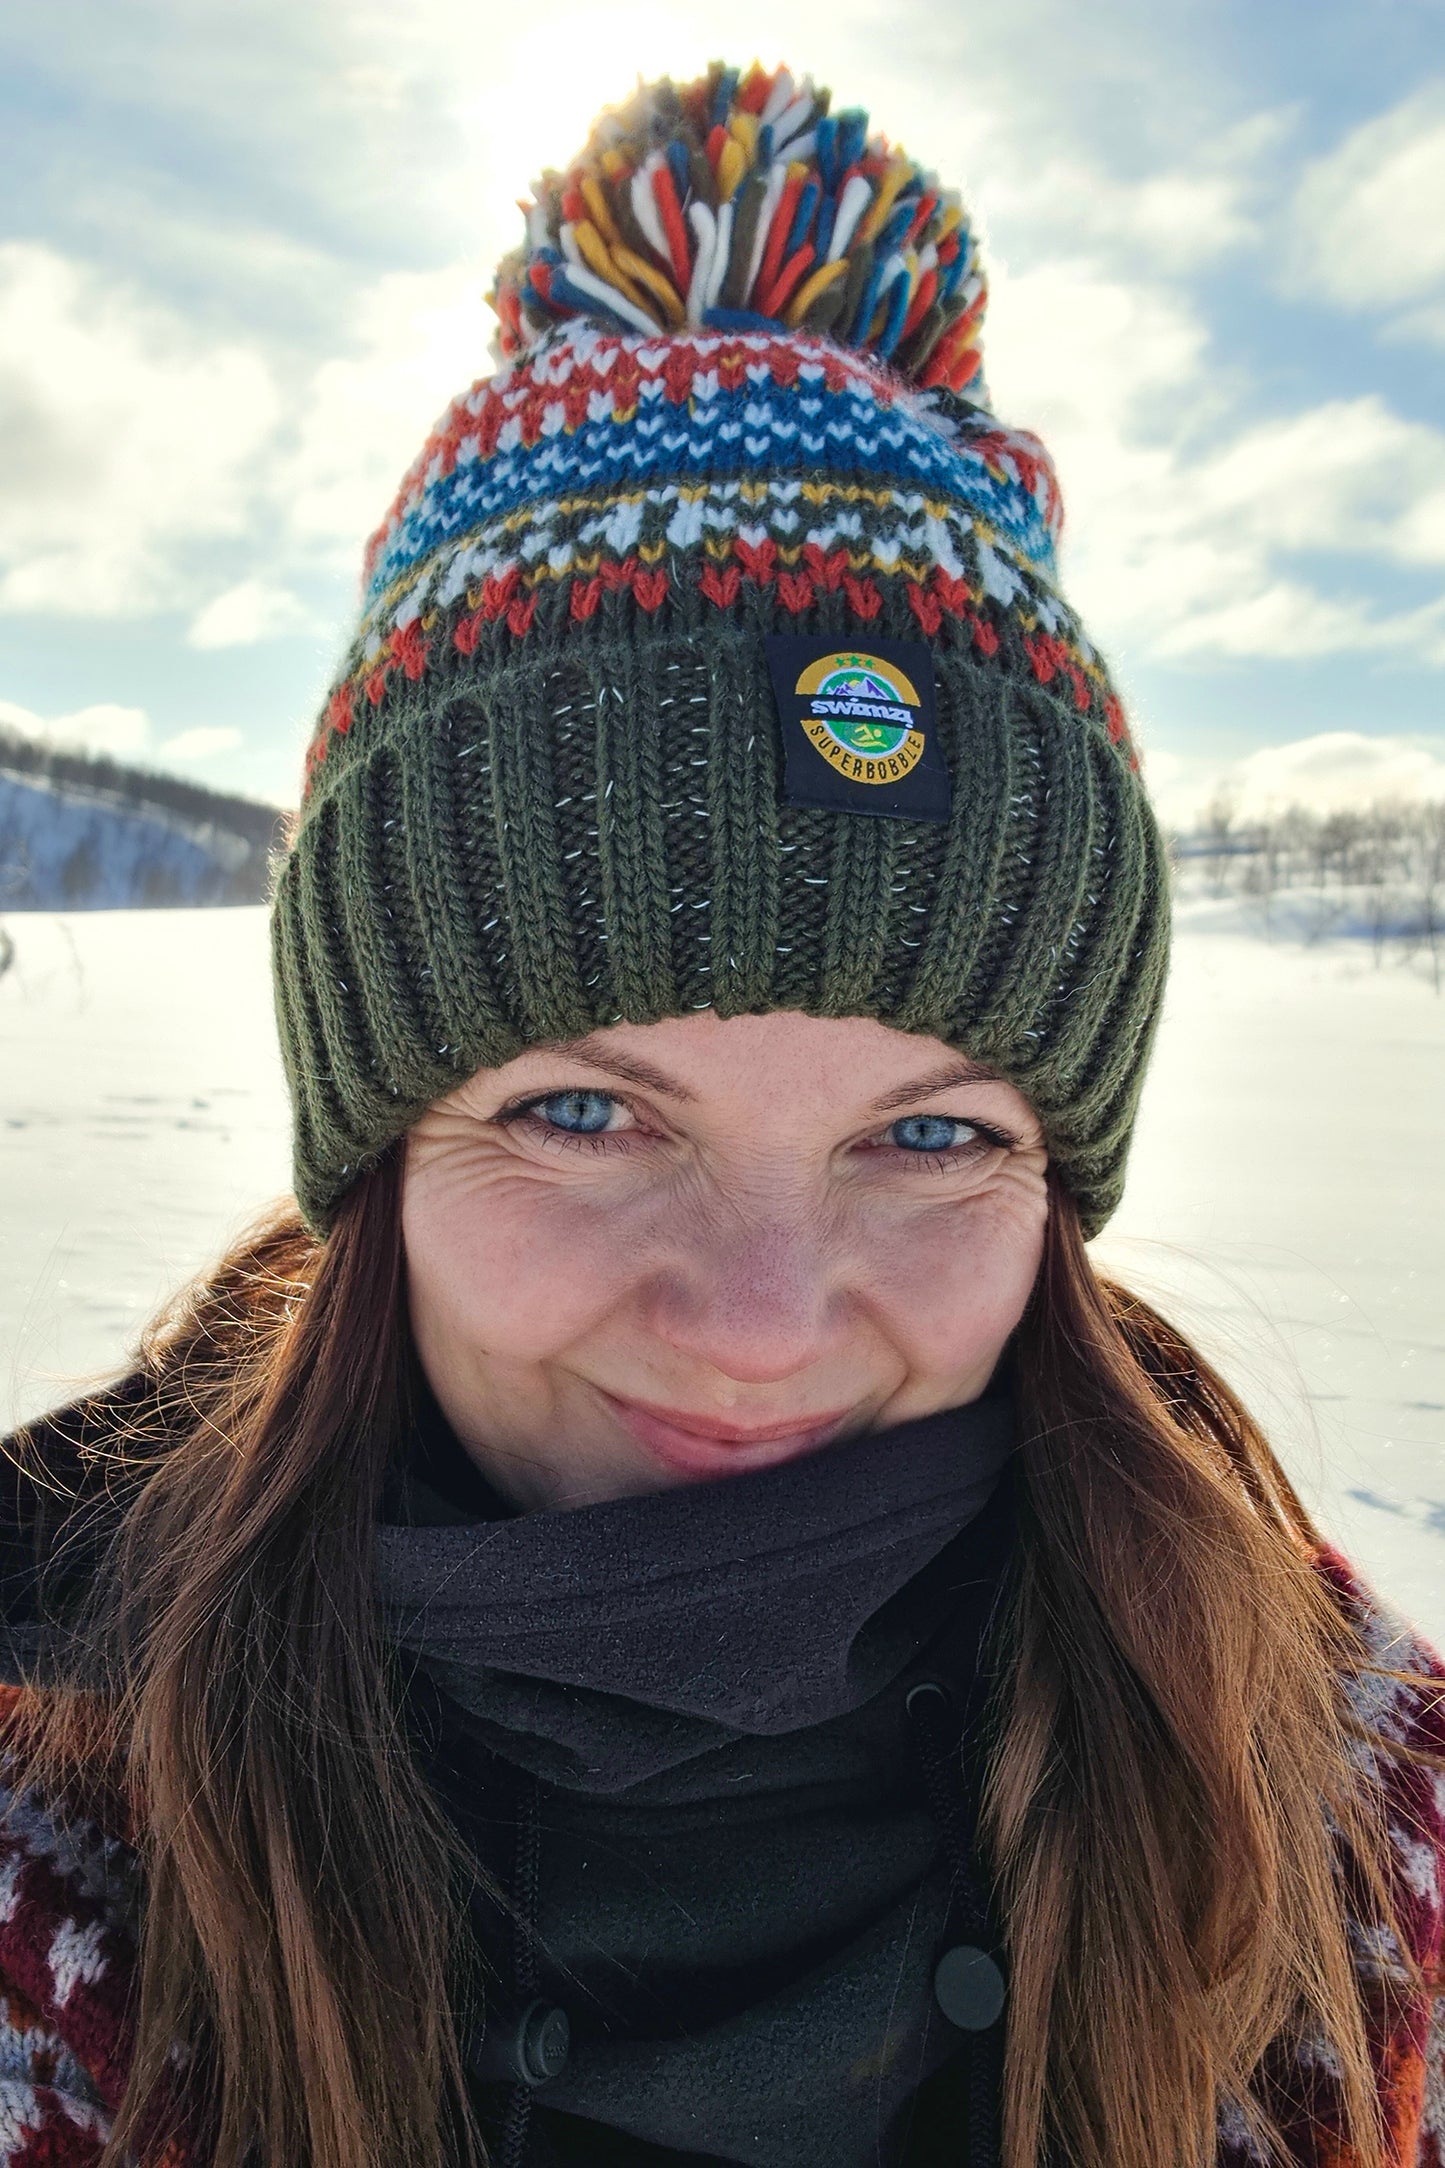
0, 225, 498, 626
0, 244, 281, 617
0, 698, 243, 771
1146, 732, 1445, 827
282, 267, 495, 552
0, 240, 490, 623
987, 260, 1445, 666
188, 579, 312, 649
988, 259, 1209, 440
1179, 398, 1445, 564
980, 111, 1287, 275
159, 726, 244, 760
1290, 84, 1445, 317
1077, 167, 1253, 267
1391, 299, 1445, 350
1152, 583, 1445, 664
1231, 732, 1445, 816
0, 696, 150, 759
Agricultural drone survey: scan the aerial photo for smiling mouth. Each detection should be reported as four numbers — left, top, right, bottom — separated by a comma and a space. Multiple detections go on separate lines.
597, 1390, 856, 1479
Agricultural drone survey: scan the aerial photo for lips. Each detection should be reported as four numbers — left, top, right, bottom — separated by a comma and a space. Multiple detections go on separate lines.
598, 1390, 855, 1481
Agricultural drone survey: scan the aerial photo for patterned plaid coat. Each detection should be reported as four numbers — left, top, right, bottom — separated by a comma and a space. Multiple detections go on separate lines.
0, 1553, 1440, 2167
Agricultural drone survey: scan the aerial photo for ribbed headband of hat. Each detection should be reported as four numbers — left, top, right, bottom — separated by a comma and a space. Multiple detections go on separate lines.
272, 62, 1171, 1238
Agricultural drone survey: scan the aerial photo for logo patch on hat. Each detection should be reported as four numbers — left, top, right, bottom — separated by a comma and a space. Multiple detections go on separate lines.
765, 637, 951, 823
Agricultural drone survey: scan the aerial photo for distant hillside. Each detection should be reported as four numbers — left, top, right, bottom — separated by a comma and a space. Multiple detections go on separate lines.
0, 727, 288, 909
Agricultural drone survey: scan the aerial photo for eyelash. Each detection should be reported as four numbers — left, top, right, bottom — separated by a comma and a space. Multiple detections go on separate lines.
495, 1097, 629, 1155
495, 1093, 1018, 1168
871, 1118, 1016, 1169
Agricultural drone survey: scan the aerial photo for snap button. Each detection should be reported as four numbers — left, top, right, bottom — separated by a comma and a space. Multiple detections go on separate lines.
517, 2000, 571, 2085
934, 1944, 1006, 2032
471, 1998, 571, 2087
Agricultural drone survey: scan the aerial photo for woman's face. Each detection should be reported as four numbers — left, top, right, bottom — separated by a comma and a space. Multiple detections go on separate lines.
402, 1011, 1048, 1510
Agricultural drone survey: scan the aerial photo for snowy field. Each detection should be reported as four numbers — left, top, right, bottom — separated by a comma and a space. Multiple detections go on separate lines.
2, 905, 1442, 1645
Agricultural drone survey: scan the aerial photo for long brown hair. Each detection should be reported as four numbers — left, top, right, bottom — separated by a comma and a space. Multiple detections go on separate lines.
6, 1157, 1411, 2168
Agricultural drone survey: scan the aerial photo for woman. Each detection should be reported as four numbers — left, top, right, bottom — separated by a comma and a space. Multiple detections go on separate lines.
1, 62, 1441, 2168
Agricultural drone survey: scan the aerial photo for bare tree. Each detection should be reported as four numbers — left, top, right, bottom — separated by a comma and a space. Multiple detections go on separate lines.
1415, 802, 1445, 995
1355, 801, 1405, 967
1200, 790, 1239, 898
1273, 805, 1313, 890
1169, 796, 1445, 985
1241, 819, 1278, 936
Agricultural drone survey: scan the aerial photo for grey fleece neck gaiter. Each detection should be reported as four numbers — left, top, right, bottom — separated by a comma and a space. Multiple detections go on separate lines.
376, 1391, 1014, 1793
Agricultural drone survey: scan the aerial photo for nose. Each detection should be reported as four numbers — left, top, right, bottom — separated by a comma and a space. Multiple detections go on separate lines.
641, 1217, 847, 1387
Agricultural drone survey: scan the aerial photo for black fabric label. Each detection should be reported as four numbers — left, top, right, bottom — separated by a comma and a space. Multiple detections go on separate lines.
765, 636, 951, 824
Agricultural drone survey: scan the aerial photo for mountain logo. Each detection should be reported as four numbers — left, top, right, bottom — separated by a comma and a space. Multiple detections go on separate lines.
766, 633, 950, 824
792, 651, 927, 783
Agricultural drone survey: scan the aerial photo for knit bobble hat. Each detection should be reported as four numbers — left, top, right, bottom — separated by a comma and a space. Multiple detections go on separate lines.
272, 62, 1170, 1238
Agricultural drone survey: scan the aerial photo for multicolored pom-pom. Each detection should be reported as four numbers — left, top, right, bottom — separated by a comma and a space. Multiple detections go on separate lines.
488, 62, 989, 398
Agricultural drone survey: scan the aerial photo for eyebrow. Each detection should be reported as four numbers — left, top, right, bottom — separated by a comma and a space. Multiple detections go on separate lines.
542, 1035, 701, 1102
868, 1058, 1000, 1113
533, 1040, 996, 1115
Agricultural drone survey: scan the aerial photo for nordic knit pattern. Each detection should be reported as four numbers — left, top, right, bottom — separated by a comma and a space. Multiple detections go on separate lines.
0, 1558, 1440, 2166
271, 65, 1171, 1235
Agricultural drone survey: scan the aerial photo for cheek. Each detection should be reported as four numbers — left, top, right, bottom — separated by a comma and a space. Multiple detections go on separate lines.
402, 1162, 633, 1366
861, 1171, 1047, 1379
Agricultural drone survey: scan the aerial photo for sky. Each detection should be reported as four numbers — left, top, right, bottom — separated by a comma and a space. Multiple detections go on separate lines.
1, 0, 1443, 825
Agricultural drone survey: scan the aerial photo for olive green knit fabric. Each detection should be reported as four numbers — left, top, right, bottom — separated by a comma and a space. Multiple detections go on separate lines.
274, 602, 1169, 1237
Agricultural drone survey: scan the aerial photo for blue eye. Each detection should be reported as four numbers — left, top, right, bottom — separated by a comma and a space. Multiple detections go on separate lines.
534, 1090, 618, 1135
889, 1114, 977, 1153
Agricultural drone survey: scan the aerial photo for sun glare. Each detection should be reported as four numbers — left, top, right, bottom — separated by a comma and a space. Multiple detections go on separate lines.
464, 8, 711, 199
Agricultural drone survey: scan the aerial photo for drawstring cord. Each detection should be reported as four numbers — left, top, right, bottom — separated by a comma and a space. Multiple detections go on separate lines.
498, 1771, 544, 2168
460, 1748, 568, 2162
905, 1680, 1006, 2168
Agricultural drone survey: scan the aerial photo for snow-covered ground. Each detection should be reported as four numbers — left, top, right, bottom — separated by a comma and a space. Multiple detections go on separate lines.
1, 910, 291, 1423
3, 904, 1442, 1643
